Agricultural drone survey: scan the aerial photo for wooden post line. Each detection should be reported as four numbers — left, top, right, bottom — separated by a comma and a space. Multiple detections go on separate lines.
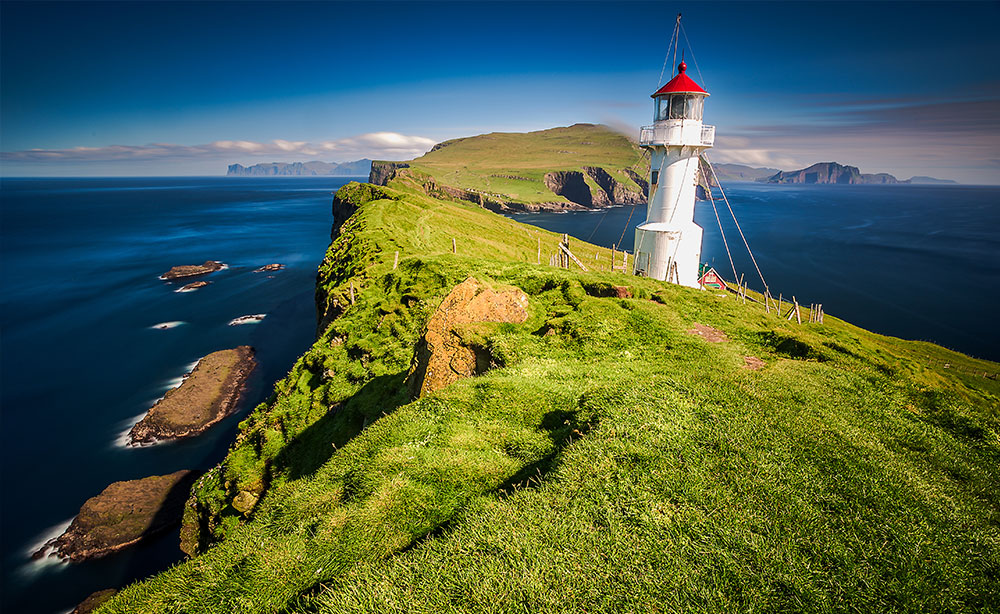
558, 235, 588, 272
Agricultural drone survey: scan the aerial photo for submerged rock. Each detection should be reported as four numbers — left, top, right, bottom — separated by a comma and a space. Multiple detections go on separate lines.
253, 263, 285, 273
159, 260, 226, 280
178, 280, 211, 292
407, 277, 529, 398
129, 347, 256, 444
34, 471, 197, 563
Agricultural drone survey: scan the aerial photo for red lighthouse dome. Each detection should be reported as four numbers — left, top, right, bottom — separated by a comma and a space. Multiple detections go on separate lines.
651, 62, 709, 97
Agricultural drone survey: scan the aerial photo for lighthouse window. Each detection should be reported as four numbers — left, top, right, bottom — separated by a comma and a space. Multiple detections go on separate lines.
685, 96, 704, 121
656, 95, 704, 121
669, 96, 688, 119
657, 97, 670, 121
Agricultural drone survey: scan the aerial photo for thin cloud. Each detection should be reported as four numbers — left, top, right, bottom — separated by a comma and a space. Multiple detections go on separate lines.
1, 132, 438, 163
716, 97, 1000, 181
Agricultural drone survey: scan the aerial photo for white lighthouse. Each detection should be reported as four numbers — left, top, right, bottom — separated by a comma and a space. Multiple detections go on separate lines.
633, 60, 715, 287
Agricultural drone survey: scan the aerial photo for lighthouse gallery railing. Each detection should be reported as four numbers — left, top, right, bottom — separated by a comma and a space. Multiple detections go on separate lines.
639, 124, 715, 147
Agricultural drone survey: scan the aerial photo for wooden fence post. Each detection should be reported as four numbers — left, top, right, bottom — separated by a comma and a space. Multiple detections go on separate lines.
452, 237, 456, 254
537, 237, 541, 265
349, 282, 355, 305
393, 251, 399, 270
793, 296, 801, 324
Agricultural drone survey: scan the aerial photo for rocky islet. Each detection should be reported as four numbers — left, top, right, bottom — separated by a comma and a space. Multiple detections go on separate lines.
159, 260, 226, 280
33, 471, 198, 563
129, 346, 257, 445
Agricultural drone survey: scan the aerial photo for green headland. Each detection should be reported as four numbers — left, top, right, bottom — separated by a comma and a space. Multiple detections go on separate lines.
94, 128, 998, 613
369, 124, 650, 212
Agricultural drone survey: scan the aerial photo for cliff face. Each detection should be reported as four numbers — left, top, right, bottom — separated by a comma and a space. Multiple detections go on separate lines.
227, 159, 373, 176
368, 161, 410, 186
767, 162, 899, 185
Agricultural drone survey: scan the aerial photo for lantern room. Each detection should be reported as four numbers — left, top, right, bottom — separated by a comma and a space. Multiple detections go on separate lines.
651, 61, 709, 122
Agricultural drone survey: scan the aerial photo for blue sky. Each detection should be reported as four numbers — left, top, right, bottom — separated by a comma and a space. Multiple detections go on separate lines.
2, 1, 998, 183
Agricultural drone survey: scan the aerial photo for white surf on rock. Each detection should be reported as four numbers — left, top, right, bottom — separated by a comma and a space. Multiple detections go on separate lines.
228, 314, 266, 326
150, 321, 185, 330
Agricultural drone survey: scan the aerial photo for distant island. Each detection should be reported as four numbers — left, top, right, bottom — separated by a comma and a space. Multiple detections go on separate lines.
763, 161, 956, 185
226, 159, 373, 176
709, 163, 781, 182
907, 175, 959, 184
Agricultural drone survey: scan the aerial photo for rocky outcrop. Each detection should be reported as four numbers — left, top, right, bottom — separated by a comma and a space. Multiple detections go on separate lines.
583, 166, 644, 205
624, 169, 649, 196
227, 159, 372, 176
767, 162, 899, 185
159, 261, 226, 280
129, 347, 256, 445
543, 171, 595, 206
543, 167, 645, 209
34, 471, 198, 563
407, 277, 529, 398
254, 263, 285, 272
368, 161, 410, 186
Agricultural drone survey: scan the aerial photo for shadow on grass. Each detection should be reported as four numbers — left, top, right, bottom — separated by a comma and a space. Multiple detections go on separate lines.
495, 406, 598, 499
271, 370, 410, 482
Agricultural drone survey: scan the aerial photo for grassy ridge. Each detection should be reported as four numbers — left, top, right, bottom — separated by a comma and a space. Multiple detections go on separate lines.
100, 180, 998, 612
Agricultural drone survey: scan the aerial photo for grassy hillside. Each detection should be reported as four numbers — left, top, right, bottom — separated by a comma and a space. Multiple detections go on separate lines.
97, 178, 998, 613
372, 124, 650, 210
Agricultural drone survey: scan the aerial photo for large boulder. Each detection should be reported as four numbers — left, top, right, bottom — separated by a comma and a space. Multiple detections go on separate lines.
407, 277, 529, 398
34, 471, 197, 563
129, 346, 256, 444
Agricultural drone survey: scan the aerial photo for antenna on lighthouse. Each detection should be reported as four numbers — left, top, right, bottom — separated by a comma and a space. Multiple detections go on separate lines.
657, 13, 682, 87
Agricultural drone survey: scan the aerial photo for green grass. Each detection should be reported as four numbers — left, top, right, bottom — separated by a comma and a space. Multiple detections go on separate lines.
396, 123, 649, 205
99, 181, 998, 613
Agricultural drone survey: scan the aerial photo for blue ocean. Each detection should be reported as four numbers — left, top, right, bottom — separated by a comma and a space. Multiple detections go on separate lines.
0, 177, 357, 613
1, 177, 998, 612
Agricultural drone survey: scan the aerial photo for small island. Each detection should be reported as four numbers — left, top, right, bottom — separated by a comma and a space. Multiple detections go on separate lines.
128, 346, 256, 445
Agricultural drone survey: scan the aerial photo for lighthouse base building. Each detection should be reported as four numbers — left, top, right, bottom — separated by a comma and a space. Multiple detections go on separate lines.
633, 60, 714, 288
